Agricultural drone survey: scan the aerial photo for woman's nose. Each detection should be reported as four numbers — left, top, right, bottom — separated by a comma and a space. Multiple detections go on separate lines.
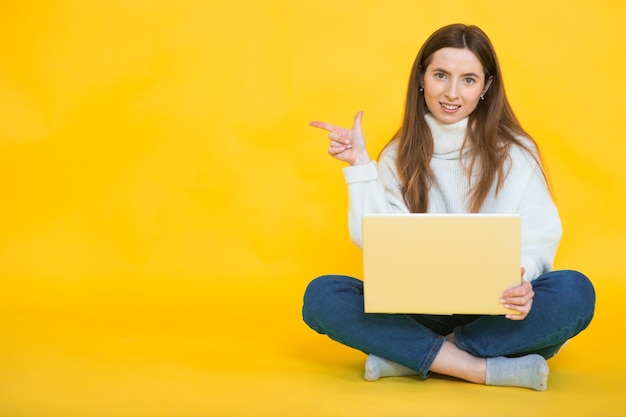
445, 81, 460, 100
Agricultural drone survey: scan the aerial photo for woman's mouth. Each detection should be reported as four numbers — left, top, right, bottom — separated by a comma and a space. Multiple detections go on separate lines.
441, 103, 461, 112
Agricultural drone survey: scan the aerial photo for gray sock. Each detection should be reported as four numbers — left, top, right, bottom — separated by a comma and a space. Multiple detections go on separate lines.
486, 354, 549, 391
364, 354, 420, 381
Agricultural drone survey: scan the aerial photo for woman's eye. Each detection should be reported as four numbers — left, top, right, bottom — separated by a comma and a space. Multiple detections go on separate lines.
464, 78, 476, 84
435, 73, 446, 79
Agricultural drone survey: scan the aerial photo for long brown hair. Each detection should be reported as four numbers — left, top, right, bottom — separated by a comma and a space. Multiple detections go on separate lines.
388, 24, 545, 213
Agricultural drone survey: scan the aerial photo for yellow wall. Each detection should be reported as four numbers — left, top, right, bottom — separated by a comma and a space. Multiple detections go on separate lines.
1, 0, 625, 315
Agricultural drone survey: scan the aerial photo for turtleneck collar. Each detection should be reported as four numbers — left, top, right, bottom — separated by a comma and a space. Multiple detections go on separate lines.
425, 113, 470, 160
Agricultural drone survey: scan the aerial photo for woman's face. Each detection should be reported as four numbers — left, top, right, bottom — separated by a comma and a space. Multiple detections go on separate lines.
422, 47, 492, 125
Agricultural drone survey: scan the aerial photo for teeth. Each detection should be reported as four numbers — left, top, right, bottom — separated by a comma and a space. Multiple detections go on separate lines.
442, 104, 459, 110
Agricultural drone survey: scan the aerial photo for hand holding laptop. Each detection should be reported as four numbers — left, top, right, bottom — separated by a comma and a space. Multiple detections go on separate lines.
501, 268, 534, 321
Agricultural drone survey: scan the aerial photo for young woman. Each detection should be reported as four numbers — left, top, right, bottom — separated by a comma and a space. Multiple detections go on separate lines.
302, 24, 595, 391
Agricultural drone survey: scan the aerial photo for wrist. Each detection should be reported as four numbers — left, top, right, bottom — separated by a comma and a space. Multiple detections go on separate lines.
350, 154, 371, 166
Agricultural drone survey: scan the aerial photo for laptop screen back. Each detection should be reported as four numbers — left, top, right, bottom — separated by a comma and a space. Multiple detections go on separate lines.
362, 214, 521, 315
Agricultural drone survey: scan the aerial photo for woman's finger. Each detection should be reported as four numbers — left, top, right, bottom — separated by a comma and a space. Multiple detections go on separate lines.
503, 293, 533, 320
310, 120, 344, 134
503, 290, 534, 305
506, 311, 526, 321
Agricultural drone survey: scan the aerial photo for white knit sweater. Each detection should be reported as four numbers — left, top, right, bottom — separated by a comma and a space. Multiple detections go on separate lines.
342, 113, 561, 282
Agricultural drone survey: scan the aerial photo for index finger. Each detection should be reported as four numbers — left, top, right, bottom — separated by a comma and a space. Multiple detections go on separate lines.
309, 120, 341, 133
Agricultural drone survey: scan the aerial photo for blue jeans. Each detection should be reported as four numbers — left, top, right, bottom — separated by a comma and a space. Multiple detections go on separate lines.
302, 270, 595, 378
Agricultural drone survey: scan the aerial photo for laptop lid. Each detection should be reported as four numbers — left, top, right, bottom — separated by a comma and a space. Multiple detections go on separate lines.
362, 214, 521, 315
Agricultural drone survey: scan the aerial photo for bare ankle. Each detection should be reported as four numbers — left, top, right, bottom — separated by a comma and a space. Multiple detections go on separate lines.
431, 341, 486, 384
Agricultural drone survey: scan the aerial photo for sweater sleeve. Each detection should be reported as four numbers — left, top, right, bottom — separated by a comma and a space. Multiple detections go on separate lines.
510, 152, 562, 282
519, 170, 562, 282
342, 146, 409, 248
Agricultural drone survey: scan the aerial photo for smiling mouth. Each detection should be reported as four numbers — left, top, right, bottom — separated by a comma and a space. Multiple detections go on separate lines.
441, 103, 460, 110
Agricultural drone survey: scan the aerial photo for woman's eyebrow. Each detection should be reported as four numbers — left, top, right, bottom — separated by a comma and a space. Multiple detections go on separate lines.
431, 67, 481, 78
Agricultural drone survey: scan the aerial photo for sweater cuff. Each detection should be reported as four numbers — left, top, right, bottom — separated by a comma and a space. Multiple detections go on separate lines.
521, 254, 539, 282
342, 161, 378, 183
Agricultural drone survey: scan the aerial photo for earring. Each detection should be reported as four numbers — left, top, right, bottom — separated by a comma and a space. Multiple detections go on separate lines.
480, 94, 485, 101
419, 87, 424, 92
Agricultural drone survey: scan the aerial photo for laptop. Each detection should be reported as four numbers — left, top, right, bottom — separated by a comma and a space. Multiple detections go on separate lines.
362, 213, 521, 315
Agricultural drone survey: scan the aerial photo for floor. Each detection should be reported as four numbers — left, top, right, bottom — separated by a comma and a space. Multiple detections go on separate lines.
1, 278, 624, 417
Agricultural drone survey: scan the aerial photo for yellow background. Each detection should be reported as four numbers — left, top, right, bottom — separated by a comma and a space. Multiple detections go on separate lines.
1, 1, 625, 416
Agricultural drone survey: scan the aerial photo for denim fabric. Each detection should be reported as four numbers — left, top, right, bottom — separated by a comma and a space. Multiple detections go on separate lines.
302, 270, 595, 379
